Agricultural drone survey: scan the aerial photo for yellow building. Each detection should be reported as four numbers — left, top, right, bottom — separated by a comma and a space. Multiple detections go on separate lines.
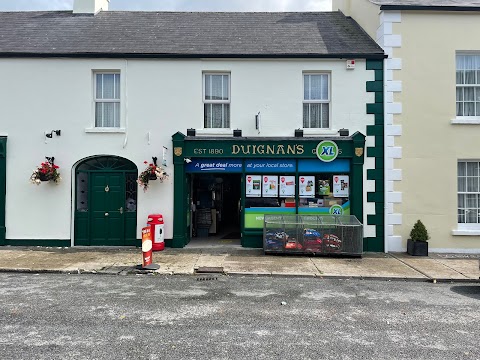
334, 0, 480, 253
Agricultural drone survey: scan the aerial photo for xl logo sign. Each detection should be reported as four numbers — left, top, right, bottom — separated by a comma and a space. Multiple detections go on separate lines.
316, 140, 338, 162
320, 146, 334, 156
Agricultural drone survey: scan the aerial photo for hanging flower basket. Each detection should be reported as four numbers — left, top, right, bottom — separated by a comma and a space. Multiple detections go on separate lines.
137, 160, 168, 192
30, 160, 61, 185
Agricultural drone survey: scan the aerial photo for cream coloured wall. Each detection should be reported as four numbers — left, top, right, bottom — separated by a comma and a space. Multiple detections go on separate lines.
0, 58, 375, 243
393, 11, 480, 251
333, 0, 380, 40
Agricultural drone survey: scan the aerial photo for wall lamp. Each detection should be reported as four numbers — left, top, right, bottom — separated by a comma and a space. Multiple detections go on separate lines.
339, 128, 350, 137
45, 130, 61, 138
233, 129, 242, 137
184, 158, 192, 164
294, 129, 304, 138
187, 128, 196, 136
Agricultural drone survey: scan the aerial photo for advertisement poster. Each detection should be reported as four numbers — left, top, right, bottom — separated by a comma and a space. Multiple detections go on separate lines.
318, 179, 331, 196
299, 176, 315, 197
333, 175, 349, 197
262, 175, 279, 197
279, 176, 295, 197
246, 175, 262, 197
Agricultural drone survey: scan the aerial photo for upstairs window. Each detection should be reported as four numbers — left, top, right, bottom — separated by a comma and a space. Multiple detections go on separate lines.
204, 73, 230, 128
456, 54, 480, 117
95, 73, 120, 128
303, 73, 330, 128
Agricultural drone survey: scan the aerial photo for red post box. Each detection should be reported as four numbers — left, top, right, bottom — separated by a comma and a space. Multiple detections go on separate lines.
147, 214, 165, 251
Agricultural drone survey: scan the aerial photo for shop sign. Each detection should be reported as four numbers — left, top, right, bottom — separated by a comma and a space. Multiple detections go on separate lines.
245, 159, 295, 173
329, 204, 344, 215
185, 159, 243, 173
316, 141, 339, 162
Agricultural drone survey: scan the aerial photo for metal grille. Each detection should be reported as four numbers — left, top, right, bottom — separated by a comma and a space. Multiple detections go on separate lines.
264, 215, 363, 256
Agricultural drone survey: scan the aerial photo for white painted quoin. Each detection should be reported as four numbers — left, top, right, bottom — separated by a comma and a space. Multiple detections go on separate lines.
0, 1, 384, 247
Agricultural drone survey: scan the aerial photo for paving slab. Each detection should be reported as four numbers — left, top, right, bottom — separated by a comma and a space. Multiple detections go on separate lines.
434, 259, 480, 280
153, 253, 200, 275
224, 255, 320, 276
394, 257, 468, 280
311, 257, 427, 279
194, 254, 227, 270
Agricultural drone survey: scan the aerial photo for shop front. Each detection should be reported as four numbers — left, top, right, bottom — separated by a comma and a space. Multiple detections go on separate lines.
171, 132, 366, 248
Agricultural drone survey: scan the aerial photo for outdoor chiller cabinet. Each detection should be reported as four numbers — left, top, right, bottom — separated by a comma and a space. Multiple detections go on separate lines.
264, 215, 363, 256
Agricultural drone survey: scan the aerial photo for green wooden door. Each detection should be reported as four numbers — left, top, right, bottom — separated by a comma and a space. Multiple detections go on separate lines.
91, 173, 125, 246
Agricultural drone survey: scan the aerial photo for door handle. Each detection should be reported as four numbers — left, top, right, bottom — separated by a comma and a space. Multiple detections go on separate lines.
119, 207, 123, 214
105, 212, 109, 216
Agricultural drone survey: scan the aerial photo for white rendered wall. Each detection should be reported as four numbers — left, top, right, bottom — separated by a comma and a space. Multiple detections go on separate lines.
0, 58, 375, 243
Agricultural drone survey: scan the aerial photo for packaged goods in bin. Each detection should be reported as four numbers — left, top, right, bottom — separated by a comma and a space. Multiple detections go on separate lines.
303, 229, 323, 252
147, 214, 165, 251
265, 230, 284, 251
323, 233, 342, 252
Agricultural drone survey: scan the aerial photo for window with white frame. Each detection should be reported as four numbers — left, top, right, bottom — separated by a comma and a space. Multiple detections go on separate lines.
303, 73, 330, 128
95, 72, 121, 128
456, 54, 480, 117
458, 161, 480, 225
203, 73, 230, 128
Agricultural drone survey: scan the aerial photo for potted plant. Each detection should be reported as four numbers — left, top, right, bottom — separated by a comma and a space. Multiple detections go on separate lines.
137, 160, 168, 192
407, 220, 429, 256
30, 159, 61, 185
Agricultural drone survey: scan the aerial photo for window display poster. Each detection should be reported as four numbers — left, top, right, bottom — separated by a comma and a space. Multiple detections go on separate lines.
279, 176, 295, 197
318, 179, 331, 196
333, 175, 349, 197
246, 175, 262, 197
262, 175, 279, 197
299, 176, 315, 197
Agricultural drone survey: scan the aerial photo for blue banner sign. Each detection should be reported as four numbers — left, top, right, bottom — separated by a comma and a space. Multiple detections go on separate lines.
245, 160, 296, 173
185, 159, 243, 173
298, 159, 350, 173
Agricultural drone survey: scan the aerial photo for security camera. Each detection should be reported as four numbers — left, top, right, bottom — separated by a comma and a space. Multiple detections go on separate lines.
184, 158, 192, 164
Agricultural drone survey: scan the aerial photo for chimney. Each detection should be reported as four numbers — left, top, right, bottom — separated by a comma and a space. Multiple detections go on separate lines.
73, 0, 110, 14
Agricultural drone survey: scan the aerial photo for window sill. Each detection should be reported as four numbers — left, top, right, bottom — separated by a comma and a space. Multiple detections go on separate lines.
452, 229, 480, 236
451, 118, 480, 125
302, 128, 339, 136
195, 128, 232, 136
85, 128, 126, 133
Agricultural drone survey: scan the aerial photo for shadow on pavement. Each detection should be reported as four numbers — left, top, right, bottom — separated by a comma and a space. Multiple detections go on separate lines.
450, 285, 480, 300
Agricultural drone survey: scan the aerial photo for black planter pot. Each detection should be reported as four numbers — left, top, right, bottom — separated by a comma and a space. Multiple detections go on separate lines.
407, 239, 428, 256
39, 173, 52, 182
148, 173, 157, 181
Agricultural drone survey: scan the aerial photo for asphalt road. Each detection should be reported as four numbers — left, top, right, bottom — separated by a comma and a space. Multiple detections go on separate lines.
0, 273, 478, 360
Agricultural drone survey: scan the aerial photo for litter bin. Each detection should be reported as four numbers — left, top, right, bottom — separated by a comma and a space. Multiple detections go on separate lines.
147, 214, 165, 251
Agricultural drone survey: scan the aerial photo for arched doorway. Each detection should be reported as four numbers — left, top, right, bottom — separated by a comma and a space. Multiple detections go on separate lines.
74, 156, 137, 246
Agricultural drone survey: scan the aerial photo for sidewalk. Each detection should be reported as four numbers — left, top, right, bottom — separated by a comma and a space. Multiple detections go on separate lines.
0, 246, 478, 282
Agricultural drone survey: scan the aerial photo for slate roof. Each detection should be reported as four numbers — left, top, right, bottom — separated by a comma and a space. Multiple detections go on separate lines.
0, 11, 384, 58
370, 0, 480, 10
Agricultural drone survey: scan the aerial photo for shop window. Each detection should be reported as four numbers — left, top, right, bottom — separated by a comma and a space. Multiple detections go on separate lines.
458, 161, 480, 226
456, 54, 480, 118
303, 73, 330, 128
94, 72, 121, 128
204, 73, 230, 128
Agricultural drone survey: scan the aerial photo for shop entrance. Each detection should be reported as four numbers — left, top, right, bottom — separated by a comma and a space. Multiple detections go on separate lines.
189, 173, 242, 246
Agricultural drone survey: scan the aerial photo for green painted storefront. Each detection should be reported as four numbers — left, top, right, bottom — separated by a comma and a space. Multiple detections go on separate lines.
171, 132, 367, 249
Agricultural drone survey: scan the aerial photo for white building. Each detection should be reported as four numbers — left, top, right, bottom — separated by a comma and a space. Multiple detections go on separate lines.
0, 0, 385, 250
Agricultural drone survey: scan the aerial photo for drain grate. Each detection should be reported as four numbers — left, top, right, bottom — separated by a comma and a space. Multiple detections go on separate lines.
196, 276, 218, 281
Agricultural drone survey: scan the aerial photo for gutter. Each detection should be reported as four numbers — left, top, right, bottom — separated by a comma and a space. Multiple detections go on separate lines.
380, 5, 480, 12
0, 52, 387, 60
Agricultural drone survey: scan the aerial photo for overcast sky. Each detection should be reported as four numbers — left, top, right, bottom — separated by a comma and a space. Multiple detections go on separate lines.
0, 0, 332, 12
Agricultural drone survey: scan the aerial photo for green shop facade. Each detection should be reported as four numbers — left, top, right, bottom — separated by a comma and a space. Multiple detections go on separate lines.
171, 131, 383, 250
